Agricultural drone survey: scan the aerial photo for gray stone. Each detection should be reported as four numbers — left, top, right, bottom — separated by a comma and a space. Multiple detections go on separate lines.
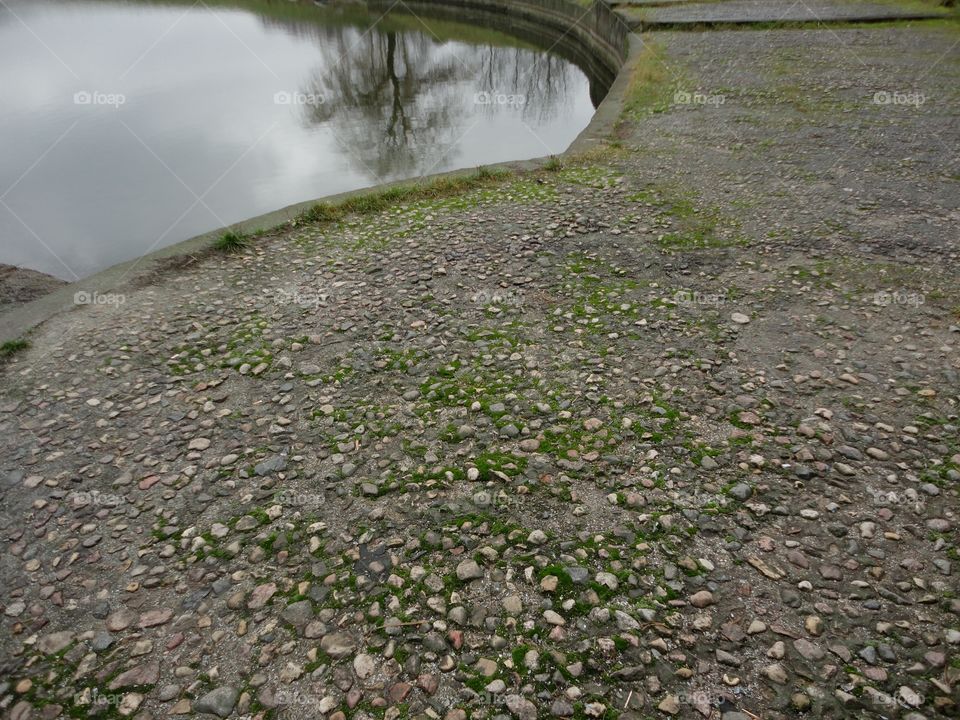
37, 631, 74, 655
353, 653, 377, 680
108, 661, 160, 690
194, 686, 239, 717
91, 632, 114, 652
505, 694, 538, 720
456, 559, 484, 581
614, 610, 640, 631
502, 595, 523, 616
255, 454, 286, 476
320, 632, 356, 658
281, 600, 314, 628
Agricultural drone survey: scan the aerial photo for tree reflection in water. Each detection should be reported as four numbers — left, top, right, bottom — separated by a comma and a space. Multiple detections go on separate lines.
301, 25, 578, 181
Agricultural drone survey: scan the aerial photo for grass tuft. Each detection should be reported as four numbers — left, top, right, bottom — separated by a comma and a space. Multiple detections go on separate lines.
296, 166, 511, 226
544, 156, 564, 172
0, 339, 30, 362
213, 230, 249, 253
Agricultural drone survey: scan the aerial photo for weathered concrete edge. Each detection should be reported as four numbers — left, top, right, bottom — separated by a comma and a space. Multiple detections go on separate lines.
0, 4, 641, 346
627, 13, 947, 31
381, 0, 630, 71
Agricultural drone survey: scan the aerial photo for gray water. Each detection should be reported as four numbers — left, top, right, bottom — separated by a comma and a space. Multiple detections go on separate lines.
0, 0, 599, 280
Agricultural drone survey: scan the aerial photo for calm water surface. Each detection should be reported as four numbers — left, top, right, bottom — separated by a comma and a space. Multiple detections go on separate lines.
0, 0, 599, 279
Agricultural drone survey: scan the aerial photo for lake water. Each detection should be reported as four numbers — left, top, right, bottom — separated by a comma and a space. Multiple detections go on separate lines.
0, 0, 602, 280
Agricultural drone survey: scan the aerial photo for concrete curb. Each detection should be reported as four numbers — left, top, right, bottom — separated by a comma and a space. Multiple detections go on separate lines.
630, 13, 947, 30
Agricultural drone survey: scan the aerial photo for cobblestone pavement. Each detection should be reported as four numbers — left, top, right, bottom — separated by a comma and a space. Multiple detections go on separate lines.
1, 6, 958, 720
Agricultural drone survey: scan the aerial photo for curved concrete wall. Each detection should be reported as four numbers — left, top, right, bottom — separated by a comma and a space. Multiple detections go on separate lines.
366, 0, 631, 83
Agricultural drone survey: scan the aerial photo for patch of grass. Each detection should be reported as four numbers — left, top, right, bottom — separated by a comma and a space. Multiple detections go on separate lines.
630, 182, 748, 250
623, 38, 677, 119
0, 339, 30, 362
537, 565, 576, 592
557, 164, 620, 189
473, 450, 528, 479
167, 314, 274, 376
213, 230, 249, 253
296, 167, 511, 225
544, 156, 564, 172
511, 644, 532, 672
